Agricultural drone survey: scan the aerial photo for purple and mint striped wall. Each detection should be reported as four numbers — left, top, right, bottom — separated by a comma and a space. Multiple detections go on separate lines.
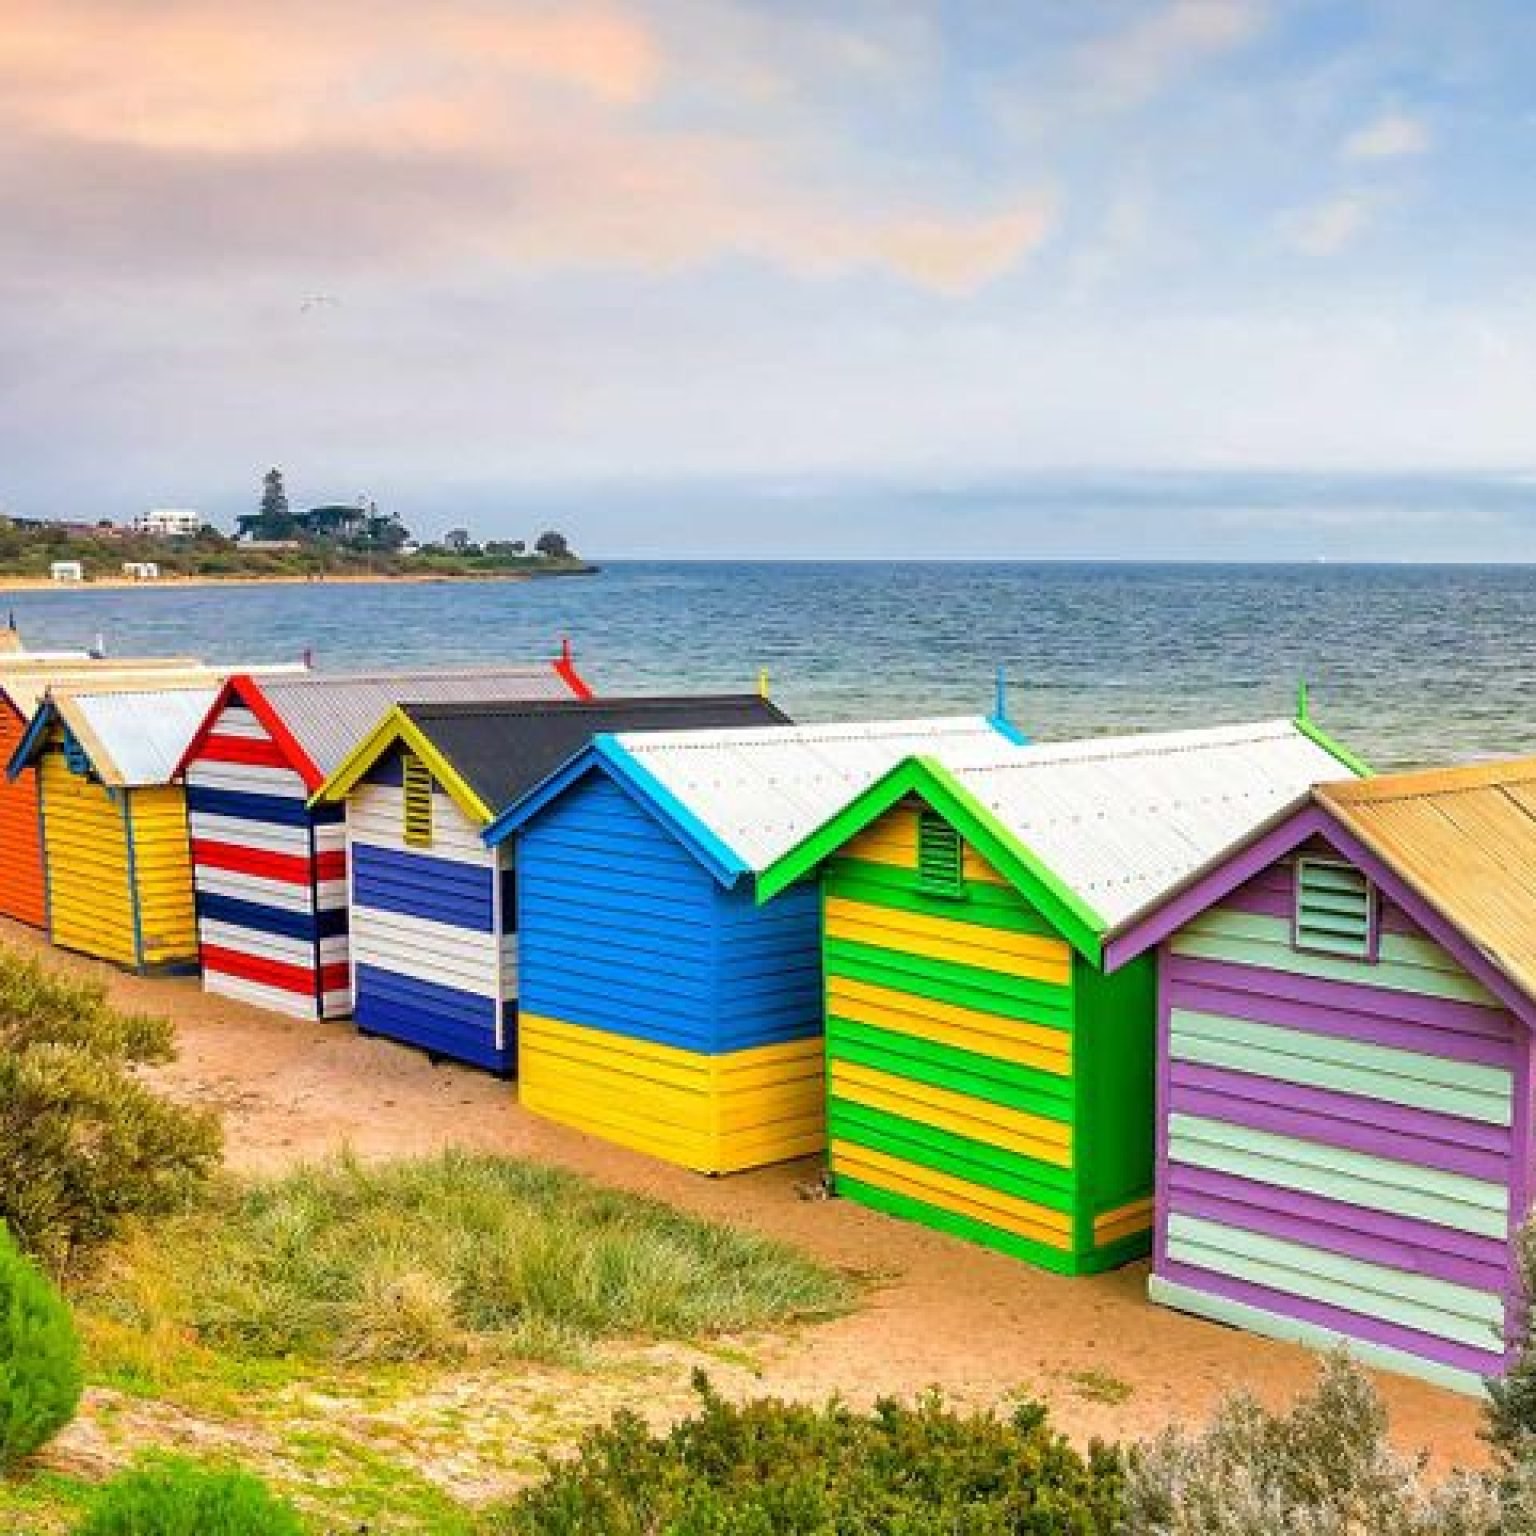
1149, 842, 1532, 1394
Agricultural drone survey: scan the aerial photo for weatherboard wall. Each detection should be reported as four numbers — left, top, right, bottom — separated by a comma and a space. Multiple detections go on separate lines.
0, 702, 47, 927
346, 753, 514, 1072
1152, 847, 1528, 1392
35, 732, 199, 970
186, 702, 350, 1020
515, 770, 825, 1172
819, 800, 1156, 1276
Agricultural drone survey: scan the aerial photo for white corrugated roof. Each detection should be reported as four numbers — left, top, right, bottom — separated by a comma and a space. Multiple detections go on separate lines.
255, 666, 583, 779
67, 686, 222, 787
939, 719, 1350, 932
609, 716, 1013, 872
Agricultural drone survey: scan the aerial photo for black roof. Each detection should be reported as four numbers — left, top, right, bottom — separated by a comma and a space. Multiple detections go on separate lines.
399, 693, 791, 813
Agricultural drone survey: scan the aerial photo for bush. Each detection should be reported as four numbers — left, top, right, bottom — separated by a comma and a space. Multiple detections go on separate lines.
74, 1456, 305, 1536
1126, 1351, 1502, 1535
486, 1374, 1124, 1535
0, 1222, 82, 1472
93, 1150, 851, 1367
0, 949, 221, 1271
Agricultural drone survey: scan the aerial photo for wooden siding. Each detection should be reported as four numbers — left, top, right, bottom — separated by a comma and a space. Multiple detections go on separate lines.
187, 702, 350, 1020
127, 786, 198, 966
0, 703, 47, 927
821, 798, 1156, 1276
521, 1013, 825, 1173
347, 769, 512, 1072
1156, 853, 1523, 1390
39, 745, 137, 965
516, 771, 825, 1172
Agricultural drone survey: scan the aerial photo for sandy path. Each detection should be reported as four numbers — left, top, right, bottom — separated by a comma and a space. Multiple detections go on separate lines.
5, 919, 1488, 1468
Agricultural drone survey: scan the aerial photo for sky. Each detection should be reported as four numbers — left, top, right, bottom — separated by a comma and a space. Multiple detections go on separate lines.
2, 0, 1536, 556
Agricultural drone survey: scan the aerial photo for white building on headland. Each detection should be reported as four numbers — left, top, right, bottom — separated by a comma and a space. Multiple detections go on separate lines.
133, 508, 203, 537
121, 562, 160, 581
49, 561, 84, 582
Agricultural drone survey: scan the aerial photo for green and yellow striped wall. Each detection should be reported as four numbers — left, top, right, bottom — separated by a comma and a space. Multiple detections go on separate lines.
819, 802, 1155, 1275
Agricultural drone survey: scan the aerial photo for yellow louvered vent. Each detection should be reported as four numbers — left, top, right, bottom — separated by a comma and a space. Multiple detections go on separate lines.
402, 753, 434, 848
916, 811, 964, 898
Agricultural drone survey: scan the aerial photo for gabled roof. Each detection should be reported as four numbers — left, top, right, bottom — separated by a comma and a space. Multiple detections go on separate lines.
313, 695, 791, 826
7, 666, 306, 788
176, 651, 593, 791
757, 717, 1362, 964
485, 716, 1016, 887
0, 657, 203, 721
1316, 758, 1536, 1003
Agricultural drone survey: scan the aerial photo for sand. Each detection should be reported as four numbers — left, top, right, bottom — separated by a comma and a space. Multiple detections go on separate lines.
1, 917, 1489, 1469
0, 571, 549, 592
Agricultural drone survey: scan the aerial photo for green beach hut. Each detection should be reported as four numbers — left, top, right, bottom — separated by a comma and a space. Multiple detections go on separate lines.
756, 715, 1363, 1276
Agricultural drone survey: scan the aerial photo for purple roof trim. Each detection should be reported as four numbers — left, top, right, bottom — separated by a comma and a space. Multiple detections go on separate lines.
1109, 798, 1536, 1033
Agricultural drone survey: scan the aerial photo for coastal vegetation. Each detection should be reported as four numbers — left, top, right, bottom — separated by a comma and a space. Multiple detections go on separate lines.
0, 468, 592, 583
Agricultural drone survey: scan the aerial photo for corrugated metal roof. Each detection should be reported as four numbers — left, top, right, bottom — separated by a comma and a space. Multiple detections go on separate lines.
1317, 758, 1536, 1001
64, 685, 223, 787
0, 658, 204, 720
938, 719, 1351, 933
609, 717, 1012, 873
253, 666, 586, 778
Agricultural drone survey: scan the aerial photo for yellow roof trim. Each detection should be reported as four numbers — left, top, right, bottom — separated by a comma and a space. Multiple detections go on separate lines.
309, 705, 494, 825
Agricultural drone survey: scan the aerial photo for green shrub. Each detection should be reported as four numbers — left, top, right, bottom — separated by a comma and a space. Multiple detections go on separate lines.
0, 1222, 82, 1473
1126, 1351, 1501, 1535
0, 949, 221, 1271
93, 1150, 851, 1366
485, 1374, 1124, 1535
74, 1456, 305, 1536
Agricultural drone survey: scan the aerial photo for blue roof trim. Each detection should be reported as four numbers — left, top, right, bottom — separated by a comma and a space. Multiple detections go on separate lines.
483, 736, 752, 889
7, 699, 60, 781
988, 713, 1029, 746
482, 747, 604, 846
594, 737, 751, 888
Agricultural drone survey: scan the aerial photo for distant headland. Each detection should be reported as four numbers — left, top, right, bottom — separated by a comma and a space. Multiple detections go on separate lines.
0, 467, 597, 589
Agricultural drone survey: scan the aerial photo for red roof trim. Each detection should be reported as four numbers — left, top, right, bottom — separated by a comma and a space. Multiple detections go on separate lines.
174, 674, 325, 791
555, 637, 594, 701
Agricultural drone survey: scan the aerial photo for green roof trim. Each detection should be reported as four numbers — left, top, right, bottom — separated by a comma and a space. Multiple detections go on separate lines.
1292, 694, 1372, 780
755, 753, 1109, 965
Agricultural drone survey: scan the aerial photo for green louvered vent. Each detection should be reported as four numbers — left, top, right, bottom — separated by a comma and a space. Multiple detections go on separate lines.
916, 812, 965, 899
1294, 858, 1375, 960
62, 733, 91, 777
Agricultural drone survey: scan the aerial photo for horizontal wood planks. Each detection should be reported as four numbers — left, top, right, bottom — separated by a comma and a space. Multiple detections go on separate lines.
188, 702, 349, 1019
821, 803, 1155, 1275
347, 769, 513, 1072
516, 771, 824, 1171
1155, 853, 1523, 1389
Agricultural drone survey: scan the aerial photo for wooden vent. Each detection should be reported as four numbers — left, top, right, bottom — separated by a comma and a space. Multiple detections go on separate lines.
401, 753, 434, 848
917, 811, 965, 898
1294, 857, 1375, 960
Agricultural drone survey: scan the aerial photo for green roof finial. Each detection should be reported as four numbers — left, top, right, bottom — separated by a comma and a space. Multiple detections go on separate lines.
1296, 677, 1310, 723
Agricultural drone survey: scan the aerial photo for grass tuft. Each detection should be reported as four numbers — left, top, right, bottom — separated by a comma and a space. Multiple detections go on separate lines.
86, 1150, 852, 1371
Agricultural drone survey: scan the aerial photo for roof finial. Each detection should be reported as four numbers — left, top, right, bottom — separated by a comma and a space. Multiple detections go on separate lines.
1296, 677, 1311, 723
758, 667, 771, 700
561, 635, 573, 664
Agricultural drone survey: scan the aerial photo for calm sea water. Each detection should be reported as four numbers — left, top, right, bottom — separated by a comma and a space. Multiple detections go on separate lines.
5, 562, 1533, 770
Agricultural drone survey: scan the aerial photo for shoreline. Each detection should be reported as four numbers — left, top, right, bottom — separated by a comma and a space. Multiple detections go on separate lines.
0, 567, 597, 593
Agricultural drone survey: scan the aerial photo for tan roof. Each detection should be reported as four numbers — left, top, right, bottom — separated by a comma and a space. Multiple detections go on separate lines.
1317, 756, 1536, 1000
0, 657, 204, 719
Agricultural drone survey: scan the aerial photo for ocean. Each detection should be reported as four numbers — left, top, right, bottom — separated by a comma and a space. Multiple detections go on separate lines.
5, 561, 1533, 770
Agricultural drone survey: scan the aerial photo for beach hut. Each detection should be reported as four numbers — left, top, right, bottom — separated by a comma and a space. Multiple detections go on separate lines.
0, 657, 203, 929
7, 669, 300, 969
483, 716, 1018, 1173
312, 694, 789, 1073
174, 659, 594, 1020
755, 717, 1363, 1275
1097, 756, 1536, 1391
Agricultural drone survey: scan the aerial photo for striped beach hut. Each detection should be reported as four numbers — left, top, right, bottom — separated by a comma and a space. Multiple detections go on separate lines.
756, 717, 1362, 1275
1103, 757, 1536, 1391
174, 660, 593, 1020
484, 716, 1016, 1173
7, 674, 280, 969
0, 656, 201, 928
313, 695, 787, 1073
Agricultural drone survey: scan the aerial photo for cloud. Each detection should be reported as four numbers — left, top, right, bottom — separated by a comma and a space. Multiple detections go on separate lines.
0, 0, 1050, 296
1341, 112, 1431, 161
1077, 0, 1265, 108
1281, 194, 1371, 255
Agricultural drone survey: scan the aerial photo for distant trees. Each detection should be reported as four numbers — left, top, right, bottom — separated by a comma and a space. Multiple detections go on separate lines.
236, 476, 412, 552
535, 530, 571, 559
443, 528, 473, 554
